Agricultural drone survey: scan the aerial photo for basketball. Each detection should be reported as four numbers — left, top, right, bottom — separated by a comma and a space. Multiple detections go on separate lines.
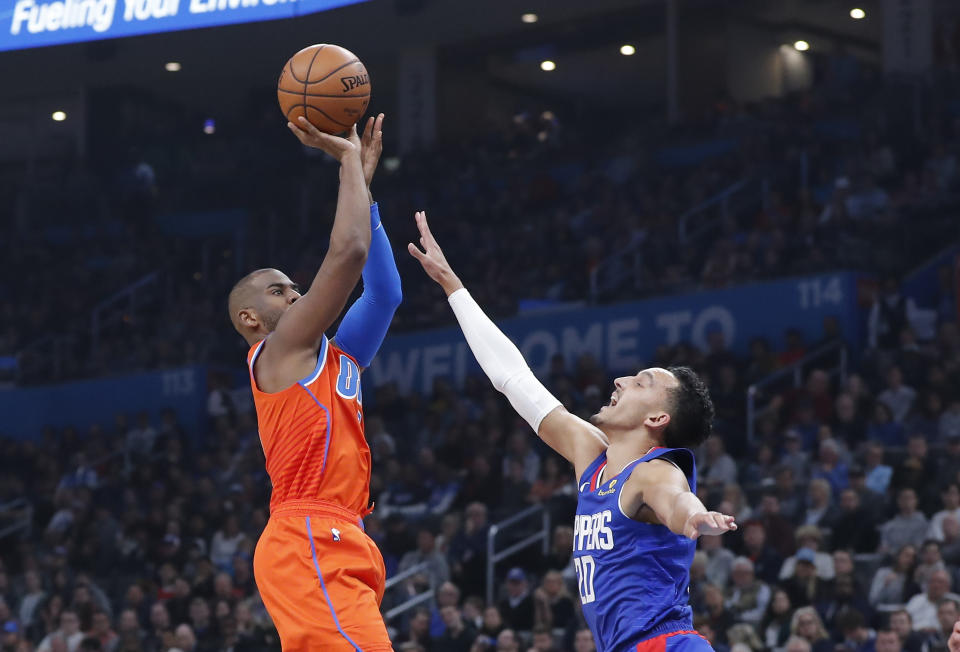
277, 44, 371, 135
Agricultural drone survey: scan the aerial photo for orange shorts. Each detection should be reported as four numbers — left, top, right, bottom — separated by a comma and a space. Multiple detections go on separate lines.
253, 500, 391, 651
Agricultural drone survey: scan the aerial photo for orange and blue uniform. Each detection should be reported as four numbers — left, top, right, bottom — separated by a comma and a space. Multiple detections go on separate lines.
248, 203, 400, 651
249, 334, 391, 651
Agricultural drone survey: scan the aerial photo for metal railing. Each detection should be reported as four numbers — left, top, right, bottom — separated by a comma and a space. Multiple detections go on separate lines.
382, 561, 436, 622
589, 177, 763, 301
745, 341, 848, 445
0, 498, 33, 541
486, 504, 551, 605
677, 177, 755, 244
13, 269, 163, 384
90, 271, 160, 356
588, 240, 646, 302
14, 333, 72, 384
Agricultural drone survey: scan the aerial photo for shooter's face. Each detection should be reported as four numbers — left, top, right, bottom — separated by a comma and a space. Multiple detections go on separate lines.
252, 270, 301, 333
590, 367, 676, 432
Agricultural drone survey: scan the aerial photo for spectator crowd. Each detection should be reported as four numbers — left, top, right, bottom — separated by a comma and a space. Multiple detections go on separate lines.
1, 29, 960, 652
3, 50, 959, 386
0, 262, 958, 651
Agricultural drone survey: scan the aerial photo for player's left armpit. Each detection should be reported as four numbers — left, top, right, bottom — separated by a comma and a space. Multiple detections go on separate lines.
334, 203, 402, 368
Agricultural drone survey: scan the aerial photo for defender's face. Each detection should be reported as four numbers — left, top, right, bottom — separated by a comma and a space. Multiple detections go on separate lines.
591, 367, 678, 430
248, 270, 301, 333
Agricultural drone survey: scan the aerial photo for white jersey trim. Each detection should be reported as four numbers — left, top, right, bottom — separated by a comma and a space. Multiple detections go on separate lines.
249, 338, 266, 374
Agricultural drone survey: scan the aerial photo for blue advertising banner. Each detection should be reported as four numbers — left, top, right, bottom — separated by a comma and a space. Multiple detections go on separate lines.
0, 365, 206, 439
367, 273, 859, 396
0, 0, 367, 52
1, 274, 861, 438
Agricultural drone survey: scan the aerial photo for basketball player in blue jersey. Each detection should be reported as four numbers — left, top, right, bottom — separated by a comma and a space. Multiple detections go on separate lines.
409, 211, 737, 652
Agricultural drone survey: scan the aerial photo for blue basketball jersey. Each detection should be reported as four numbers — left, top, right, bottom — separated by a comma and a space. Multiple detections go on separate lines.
573, 447, 698, 652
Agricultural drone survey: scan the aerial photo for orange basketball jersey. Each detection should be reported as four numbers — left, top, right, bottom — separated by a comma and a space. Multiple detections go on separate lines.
247, 335, 370, 515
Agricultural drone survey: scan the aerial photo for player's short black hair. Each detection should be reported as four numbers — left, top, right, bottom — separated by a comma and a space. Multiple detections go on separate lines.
662, 366, 714, 449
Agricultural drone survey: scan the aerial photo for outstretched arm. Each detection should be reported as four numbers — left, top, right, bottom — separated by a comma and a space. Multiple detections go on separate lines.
334, 115, 402, 368
334, 204, 402, 367
408, 211, 607, 478
621, 459, 737, 539
269, 118, 370, 357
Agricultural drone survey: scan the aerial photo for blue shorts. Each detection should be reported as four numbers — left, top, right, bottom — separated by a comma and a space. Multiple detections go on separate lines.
634, 630, 714, 652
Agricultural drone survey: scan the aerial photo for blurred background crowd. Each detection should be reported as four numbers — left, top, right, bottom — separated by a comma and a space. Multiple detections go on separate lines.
3, 48, 959, 386
3, 1, 960, 651
3, 290, 960, 652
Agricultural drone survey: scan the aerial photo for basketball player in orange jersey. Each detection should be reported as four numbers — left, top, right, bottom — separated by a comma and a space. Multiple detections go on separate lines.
228, 113, 400, 651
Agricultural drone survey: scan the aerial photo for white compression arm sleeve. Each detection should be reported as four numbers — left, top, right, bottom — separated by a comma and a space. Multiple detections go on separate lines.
448, 288, 562, 432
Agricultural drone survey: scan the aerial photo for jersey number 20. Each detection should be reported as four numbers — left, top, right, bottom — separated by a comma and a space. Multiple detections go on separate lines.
574, 555, 596, 604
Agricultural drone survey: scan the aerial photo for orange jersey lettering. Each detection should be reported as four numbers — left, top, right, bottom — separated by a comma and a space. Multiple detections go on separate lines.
247, 336, 370, 514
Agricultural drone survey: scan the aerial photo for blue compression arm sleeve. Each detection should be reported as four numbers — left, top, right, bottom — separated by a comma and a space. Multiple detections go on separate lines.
334, 203, 402, 368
